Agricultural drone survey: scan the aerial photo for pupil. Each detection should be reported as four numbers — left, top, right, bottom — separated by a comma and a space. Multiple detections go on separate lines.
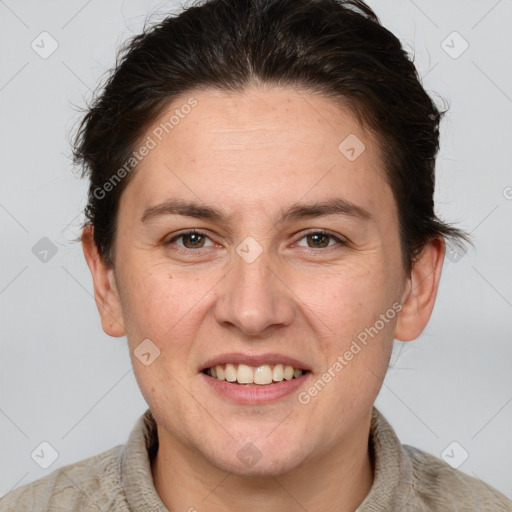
185, 233, 204, 248
309, 233, 328, 248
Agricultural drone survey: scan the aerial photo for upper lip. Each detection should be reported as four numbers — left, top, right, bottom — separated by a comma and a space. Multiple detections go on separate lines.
201, 352, 311, 372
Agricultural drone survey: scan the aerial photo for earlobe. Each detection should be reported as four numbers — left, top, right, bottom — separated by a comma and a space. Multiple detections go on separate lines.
81, 225, 126, 338
393, 237, 445, 342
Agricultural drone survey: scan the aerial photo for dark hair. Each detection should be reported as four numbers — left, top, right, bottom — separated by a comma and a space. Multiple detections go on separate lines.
72, 0, 472, 274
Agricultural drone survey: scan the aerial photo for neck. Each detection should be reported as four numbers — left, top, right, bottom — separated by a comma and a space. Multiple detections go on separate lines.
151, 414, 374, 512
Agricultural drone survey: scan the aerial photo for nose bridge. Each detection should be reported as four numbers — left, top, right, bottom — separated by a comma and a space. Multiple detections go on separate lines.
214, 237, 294, 336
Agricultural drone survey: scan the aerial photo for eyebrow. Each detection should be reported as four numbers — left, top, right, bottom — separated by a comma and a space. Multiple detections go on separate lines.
140, 197, 372, 225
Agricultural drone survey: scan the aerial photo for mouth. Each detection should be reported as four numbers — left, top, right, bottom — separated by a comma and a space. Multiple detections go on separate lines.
202, 363, 310, 386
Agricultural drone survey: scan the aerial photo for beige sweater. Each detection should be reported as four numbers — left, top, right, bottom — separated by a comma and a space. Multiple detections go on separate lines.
1, 407, 511, 511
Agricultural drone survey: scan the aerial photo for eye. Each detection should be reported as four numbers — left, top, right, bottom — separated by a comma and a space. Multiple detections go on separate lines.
293, 230, 346, 250
165, 230, 215, 250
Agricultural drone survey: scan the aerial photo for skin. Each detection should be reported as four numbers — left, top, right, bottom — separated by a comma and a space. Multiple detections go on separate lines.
82, 85, 444, 512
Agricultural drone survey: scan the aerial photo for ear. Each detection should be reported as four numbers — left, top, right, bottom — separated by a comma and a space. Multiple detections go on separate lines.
394, 236, 445, 341
81, 225, 126, 337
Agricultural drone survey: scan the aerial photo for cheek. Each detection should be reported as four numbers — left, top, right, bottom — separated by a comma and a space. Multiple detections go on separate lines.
291, 262, 398, 387
292, 261, 392, 334
117, 265, 216, 375
116, 264, 181, 341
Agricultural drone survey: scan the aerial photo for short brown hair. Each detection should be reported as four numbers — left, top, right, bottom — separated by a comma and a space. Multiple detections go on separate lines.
72, 0, 472, 274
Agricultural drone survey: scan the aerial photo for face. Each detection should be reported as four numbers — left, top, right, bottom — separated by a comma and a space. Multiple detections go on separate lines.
84, 85, 443, 476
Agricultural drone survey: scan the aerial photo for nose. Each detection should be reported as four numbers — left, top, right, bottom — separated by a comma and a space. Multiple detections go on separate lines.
213, 243, 295, 338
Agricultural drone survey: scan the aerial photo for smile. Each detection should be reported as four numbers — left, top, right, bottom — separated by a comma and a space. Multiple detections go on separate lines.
203, 363, 308, 385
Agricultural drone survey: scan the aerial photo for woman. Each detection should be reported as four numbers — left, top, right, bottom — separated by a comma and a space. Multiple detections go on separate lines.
2, 0, 510, 510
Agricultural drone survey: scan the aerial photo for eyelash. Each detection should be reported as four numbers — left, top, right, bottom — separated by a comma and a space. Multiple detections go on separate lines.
164, 229, 347, 255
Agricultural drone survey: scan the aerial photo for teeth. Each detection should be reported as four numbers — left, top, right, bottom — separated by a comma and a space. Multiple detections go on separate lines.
284, 365, 294, 380
225, 363, 237, 382
215, 365, 225, 380
206, 363, 305, 385
272, 364, 284, 382
237, 364, 254, 384
254, 365, 273, 385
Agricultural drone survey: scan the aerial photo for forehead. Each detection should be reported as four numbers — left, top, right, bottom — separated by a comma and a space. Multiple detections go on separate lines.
122, 85, 396, 228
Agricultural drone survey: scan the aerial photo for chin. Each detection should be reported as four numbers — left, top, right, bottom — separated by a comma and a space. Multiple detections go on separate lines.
204, 434, 311, 477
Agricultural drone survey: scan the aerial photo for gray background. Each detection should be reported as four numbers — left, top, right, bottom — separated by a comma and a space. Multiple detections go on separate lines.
1, 0, 511, 500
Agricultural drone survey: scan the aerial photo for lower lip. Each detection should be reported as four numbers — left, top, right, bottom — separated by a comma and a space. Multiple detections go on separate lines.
200, 372, 310, 404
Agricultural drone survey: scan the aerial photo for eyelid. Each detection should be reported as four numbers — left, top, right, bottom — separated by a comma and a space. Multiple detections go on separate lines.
165, 229, 215, 247
165, 228, 347, 253
291, 228, 347, 249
